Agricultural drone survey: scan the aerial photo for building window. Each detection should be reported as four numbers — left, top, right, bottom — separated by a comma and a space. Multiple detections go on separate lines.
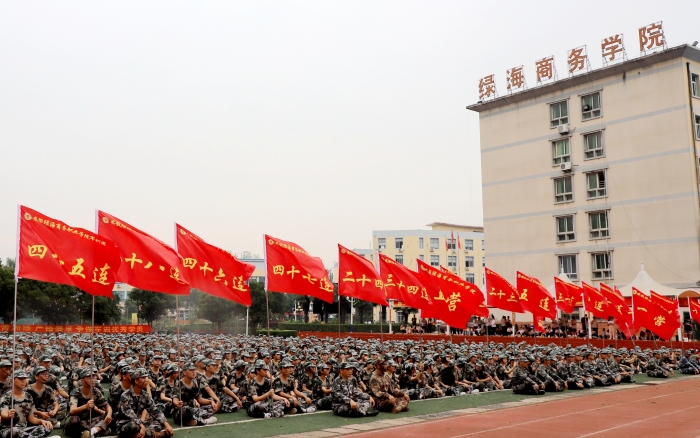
395, 237, 403, 250
377, 238, 386, 250
581, 92, 601, 120
481, 240, 485, 251
695, 115, 700, 140
589, 211, 610, 239
418, 237, 424, 249
482, 257, 485, 267
464, 239, 473, 251
556, 215, 575, 242
692, 73, 700, 98
465, 273, 475, 283
395, 255, 404, 265
554, 177, 573, 203
552, 138, 570, 165
586, 171, 607, 199
418, 254, 424, 261
447, 256, 457, 268
430, 238, 439, 250
583, 131, 604, 159
558, 254, 578, 281
447, 239, 456, 250
465, 256, 474, 268
550, 101, 569, 127
430, 255, 440, 267
591, 252, 613, 280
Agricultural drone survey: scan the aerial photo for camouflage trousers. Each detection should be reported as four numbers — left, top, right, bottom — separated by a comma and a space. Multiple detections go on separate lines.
173, 404, 214, 426
444, 384, 469, 395
377, 396, 409, 413
246, 400, 285, 418
332, 399, 377, 417
0, 426, 51, 438
116, 419, 166, 438
501, 379, 512, 389
219, 394, 240, 413
647, 369, 670, 378
63, 415, 110, 437
418, 387, 442, 399
315, 396, 332, 410
680, 366, 698, 375
593, 375, 612, 386
512, 383, 544, 395
544, 380, 565, 392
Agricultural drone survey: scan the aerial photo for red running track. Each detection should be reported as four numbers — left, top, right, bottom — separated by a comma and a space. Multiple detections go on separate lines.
345, 378, 700, 438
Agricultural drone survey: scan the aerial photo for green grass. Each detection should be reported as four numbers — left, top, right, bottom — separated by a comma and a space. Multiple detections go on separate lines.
54, 373, 679, 438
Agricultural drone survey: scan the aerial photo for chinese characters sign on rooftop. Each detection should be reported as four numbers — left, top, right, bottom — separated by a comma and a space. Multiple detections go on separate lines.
476, 21, 667, 101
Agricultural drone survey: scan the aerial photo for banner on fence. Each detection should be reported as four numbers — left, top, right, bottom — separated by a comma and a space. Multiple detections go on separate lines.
0, 324, 152, 334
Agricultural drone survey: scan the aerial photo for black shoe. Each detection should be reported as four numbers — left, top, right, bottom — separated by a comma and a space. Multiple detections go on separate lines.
366, 408, 379, 417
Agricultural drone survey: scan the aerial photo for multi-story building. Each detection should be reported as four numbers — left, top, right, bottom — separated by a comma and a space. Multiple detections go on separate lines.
467, 44, 700, 292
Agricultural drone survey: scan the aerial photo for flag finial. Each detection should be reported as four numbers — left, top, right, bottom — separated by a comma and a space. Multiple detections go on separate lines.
640, 261, 645, 271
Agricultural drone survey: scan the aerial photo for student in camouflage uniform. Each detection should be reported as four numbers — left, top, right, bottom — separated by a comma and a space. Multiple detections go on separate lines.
171, 363, 216, 426
26, 367, 60, 428
611, 353, 636, 383
272, 361, 307, 415
0, 360, 13, 396
511, 357, 544, 395
246, 361, 286, 419
419, 361, 444, 399
539, 356, 565, 392
369, 360, 409, 414
64, 368, 113, 438
0, 370, 57, 438
156, 365, 180, 418
679, 350, 700, 375
331, 363, 377, 417
646, 351, 673, 378
570, 353, 594, 388
311, 364, 333, 410
115, 369, 173, 438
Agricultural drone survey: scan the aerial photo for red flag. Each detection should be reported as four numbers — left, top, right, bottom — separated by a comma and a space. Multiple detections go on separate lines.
581, 282, 609, 319
176, 224, 254, 305
378, 254, 431, 310
534, 315, 546, 333
338, 245, 388, 306
554, 277, 580, 313
601, 284, 634, 337
17, 206, 121, 298
445, 237, 448, 250
516, 272, 556, 319
451, 230, 454, 246
416, 259, 484, 328
485, 267, 523, 312
264, 235, 334, 303
98, 211, 189, 295
689, 299, 700, 325
632, 287, 678, 340
650, 291, 680, 319
457, 233, 462, 249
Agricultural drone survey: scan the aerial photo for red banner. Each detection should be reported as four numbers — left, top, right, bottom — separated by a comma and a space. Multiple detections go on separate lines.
378, 254, 431, 310
582, 282, 610, 319
632, 287, 678, 340
416, 259, 484, 329
516, 272, 556, 319
176, 224, 254, 305
17, 206, 121, 298
98, 211, 190, 295
338, 245, 388, 306
485, 267, 522, 312
650, 291, 681, 319
265, 235, 335, 303
0, 324, 151, 334
690, 299, 700, 325
554, 277, 580, 313
605, 285, 634, 337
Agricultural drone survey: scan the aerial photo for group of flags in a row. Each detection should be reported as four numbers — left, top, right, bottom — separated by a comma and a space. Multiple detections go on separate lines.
13, 206, 696, 340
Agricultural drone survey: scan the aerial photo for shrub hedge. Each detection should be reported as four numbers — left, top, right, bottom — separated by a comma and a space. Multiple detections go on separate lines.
278, 322, 402, 333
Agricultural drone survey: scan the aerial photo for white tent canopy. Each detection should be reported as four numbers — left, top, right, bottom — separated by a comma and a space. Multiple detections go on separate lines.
617, 263, 695, 298
546, 272, 575, 296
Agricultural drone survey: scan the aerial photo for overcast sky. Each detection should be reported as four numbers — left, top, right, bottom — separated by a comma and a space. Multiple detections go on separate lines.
1, 1, 697, 267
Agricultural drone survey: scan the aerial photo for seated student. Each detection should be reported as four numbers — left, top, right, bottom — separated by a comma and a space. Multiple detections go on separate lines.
0, 370, 58, 438
156, 365, 180, 418
311, 363, 333, 410
64, 368, 113, 438
246, 361, 287, 419
203, 360, 240, 414
26, 367, 60, 429
331, 362, 377, 417
273, 361, 315, 415
115, 369, 173, 438
0, 360, 12, 396
171, 363, 216, 427
369, 360, 409, 414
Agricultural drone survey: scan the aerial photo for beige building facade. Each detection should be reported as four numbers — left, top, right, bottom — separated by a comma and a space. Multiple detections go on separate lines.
468, 44, 700, 293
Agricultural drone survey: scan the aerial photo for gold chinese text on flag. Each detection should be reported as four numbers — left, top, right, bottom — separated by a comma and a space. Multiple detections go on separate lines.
17, 206, 121, 298
97, 211, 190, 295
265, 235, 334, 303
338, 245, 388, 306
176, 224, 255, 306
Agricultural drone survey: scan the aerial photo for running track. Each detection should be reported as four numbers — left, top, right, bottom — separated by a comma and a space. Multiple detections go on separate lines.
345, 378, 700, 438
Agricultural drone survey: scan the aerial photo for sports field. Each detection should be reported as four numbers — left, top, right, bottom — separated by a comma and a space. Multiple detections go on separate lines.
52, 373, 693, 438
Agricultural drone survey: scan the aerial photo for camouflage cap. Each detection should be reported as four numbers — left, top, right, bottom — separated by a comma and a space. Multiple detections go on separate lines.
33, 366, 48, 376
13, 370, 29, 379
79, 367, 98, 379
0, 359, 11, 367
131, 368, 149, 379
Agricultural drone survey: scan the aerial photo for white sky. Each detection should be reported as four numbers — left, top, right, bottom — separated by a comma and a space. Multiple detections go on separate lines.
1, 1, 697, 267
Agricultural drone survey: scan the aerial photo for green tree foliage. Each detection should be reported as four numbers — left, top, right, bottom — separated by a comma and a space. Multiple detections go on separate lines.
126, 288, 175, 324
0, 263, 24, 324
196, 293, 243, 332
20, 280, 82, 324
248, 282, 288, 327
77, 294, 122, 325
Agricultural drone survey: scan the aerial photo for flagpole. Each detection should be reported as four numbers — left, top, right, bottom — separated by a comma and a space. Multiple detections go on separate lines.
512, 312, 516, 340
246, 306, 249, 336
88, 295, 95, 428
10, 276, 18, 438
388, 300, 393, 334
337, 296, 341, 339
265, 290, 270, 336
582, 298, 591, 346
379, 306, 384, 342
262, 234, 270, 336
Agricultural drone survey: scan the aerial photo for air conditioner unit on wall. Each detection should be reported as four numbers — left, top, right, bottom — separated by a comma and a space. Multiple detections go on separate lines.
558, 123, 570, 135
398, 247, 404, 252
560, 162, 572, 172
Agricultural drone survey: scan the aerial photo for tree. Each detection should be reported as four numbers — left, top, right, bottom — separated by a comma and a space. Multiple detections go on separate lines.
126, 289, 176, 324
0, 264, 25, 324
20, 280, 81, 325
248, 282, 288, 327
77, 294, 123, 325
353, 299, 375, 324
197, 294, 242, 332
4, 258, 15, 270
